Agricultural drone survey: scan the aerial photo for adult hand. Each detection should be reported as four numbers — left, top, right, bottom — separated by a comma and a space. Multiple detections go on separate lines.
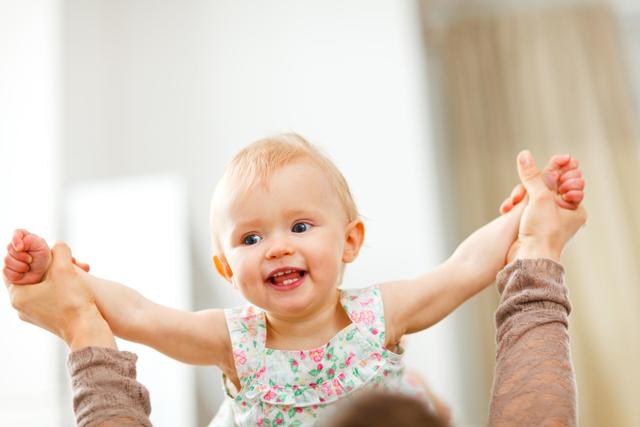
507, 150, 587, 263
4, 242, 115, 350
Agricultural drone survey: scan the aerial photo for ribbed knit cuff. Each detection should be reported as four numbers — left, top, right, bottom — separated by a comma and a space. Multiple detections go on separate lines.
67, 346, 152, 427
495, 258, 570, 343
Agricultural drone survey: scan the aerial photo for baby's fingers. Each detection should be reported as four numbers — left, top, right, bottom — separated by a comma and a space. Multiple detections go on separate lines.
4, 254, 30, 273
2, 266, 24, 283
549, 154, 572, 169
557, 161, 585, 208
562, 190, 584, 204
567, 157, 579, 170
6, 244, 32, 263
22, 232, 48, 253
558, 178, 585, 194
11, 229, 27, 252
499, 198, 513, 214
558, 168, 582, 182
510, 183, 527, 205
500, 185, 518, 213
500, 183, 528, 214
72, 257, 91, 273
541, 155, 570, 191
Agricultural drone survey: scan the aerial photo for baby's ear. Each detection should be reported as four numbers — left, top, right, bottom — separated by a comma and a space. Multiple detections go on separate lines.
342, 219, 365, 263
213, 254, 233, 282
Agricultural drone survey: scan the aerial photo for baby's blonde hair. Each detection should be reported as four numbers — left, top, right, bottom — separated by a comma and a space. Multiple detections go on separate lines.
210, 133, 359, 253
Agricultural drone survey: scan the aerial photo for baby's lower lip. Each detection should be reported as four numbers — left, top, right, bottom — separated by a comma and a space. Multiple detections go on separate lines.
266, 274, 306, 292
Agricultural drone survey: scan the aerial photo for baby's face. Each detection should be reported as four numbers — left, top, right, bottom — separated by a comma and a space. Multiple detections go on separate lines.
215, 160, 353, 318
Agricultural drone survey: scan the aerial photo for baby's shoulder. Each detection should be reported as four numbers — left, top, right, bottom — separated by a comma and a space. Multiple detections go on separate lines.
341, 284, 383, 309
340, 285, 386, 330
224, 304, 266, 338
225, 303, 263, 320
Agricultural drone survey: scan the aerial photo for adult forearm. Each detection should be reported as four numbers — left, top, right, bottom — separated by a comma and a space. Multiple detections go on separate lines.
489, 259, 576, 427
507, 240, 560, 263
65, 307, 117, 351
68, 347, 152, 427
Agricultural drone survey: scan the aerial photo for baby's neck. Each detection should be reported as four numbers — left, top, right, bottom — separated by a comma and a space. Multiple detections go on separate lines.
265, 295, 352, 350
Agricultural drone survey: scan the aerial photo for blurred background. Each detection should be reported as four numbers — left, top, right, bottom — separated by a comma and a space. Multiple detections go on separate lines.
1, 0, 638, 426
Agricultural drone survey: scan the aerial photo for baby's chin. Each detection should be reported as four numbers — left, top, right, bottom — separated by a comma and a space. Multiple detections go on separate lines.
266, 291, 316, 314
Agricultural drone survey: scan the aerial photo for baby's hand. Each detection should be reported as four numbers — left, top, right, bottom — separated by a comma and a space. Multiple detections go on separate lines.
3, 229, 90, 285
500, 154, 585, 214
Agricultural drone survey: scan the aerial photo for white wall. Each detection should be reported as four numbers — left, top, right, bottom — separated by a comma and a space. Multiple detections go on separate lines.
4, 0, 639, 425
0, 0, 471, 425
59, 0, 462, 425
65, 176, 196, 427
0, 1, 62, 426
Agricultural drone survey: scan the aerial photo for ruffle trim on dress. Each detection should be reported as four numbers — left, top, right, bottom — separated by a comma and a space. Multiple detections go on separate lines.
241, 348, 402, 407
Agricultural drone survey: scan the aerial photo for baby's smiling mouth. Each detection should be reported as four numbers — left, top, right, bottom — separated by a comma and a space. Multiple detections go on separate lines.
268, 268, 306, 286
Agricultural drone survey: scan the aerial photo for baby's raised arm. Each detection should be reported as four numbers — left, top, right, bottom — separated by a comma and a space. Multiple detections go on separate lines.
3, 230, 233, 370
87, 275, 232, 367
380, 154, 585, 345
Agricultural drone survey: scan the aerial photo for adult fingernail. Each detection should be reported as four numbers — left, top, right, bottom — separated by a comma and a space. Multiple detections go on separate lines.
519, 151, 531, 166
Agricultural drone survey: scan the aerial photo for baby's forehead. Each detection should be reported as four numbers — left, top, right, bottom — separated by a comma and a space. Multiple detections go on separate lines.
216, 166, 343, 221
224, 159, 330, 196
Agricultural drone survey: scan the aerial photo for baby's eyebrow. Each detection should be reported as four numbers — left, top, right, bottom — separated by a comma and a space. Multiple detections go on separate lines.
230, 219, 261, 233
281, 208, 322, 218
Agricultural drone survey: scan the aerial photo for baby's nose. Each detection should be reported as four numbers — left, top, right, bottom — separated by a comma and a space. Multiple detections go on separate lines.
265, 242, 294, 259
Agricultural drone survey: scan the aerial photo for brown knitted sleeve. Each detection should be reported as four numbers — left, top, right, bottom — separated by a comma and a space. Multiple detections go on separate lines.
67, 346, 152, 427
489, 259, 577, 427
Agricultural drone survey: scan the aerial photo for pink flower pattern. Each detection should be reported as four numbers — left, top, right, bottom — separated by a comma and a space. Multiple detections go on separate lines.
351, 310, 375, 325
345, 352, 356, 367
309, 348, 324, 362
210, 285, 426, 427
233, 350, 247, 366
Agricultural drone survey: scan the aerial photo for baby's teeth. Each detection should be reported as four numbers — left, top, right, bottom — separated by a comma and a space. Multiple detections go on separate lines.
282, 278, 296, 285
273, 269, 295, 278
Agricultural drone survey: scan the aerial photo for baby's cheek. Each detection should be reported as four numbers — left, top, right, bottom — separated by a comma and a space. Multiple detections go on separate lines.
315, 246, 344, 285
227, 257, 252, 286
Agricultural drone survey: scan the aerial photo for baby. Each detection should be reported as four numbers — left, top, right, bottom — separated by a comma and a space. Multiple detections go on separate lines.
3, 134, 584, 426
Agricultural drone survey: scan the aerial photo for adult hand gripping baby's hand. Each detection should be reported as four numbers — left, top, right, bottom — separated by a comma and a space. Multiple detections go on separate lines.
507, 151, 587, 263
4, 242, 115, 350
4, 229, 52, 285
500, 154, 584, 214
3, 229, 90, 285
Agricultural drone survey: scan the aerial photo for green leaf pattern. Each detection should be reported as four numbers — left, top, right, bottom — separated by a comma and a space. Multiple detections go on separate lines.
213, 285, 423, 427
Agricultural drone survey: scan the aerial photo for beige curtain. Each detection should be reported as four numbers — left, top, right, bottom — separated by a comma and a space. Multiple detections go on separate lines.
423, 2, 640, 426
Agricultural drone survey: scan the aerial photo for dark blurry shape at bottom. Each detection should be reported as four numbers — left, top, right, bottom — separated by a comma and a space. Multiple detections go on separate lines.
322, 390, 448, 427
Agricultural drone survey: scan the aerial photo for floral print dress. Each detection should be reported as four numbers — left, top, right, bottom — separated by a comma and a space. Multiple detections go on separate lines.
209, 285, 428, 427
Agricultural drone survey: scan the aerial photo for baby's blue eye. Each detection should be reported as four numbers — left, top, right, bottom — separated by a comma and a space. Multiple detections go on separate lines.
242, 234, 262, 245
292, 222, 311, 233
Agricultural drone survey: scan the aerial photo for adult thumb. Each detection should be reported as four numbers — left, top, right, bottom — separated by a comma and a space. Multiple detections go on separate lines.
51, 241, 73, 267
517, 150, 547, 198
